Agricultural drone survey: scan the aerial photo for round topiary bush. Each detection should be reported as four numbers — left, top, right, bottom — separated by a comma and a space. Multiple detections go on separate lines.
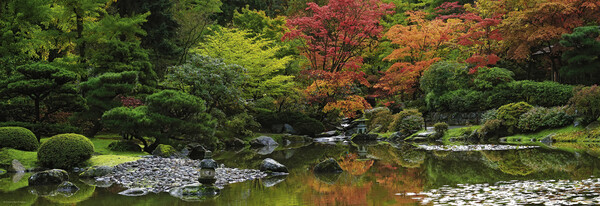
38, 133, 94, 169
0, 127, 39, 151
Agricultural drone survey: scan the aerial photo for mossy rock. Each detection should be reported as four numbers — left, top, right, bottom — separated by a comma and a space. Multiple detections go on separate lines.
0, 127, 39, 151
38, 134, 94, 169
152, 144, 178, 158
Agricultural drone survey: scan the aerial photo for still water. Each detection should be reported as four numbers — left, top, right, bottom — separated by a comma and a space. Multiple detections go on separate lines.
2, 142, 600, 205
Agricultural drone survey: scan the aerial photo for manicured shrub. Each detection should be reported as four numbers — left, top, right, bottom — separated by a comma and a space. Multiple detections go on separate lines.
38, 133, 94, 169
0, 122, 80, 140
569, 85, 600, 122
510, 80, 573, 107
0, 127, 39, 151
223, 113, 261, 137
478, 119, 502, 139
430, 89, 484, 112
388, 109, 424, 134
294, 117, 325, 137
433, 122, 449, 138
517, 107, 548, 132
108, 141, 142, 152
366, 108, 393, 132
474, 67, 514, 90
481, 109, 498, 123
497, 102, 533, 133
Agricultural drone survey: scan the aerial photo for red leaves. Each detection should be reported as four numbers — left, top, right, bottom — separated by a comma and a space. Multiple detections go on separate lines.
285, 0, 394, 72
285, 0, 393, 117
118, 95, 143, 108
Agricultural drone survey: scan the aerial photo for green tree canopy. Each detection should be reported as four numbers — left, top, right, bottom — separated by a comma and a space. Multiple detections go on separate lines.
193, 27, 295, 100
560, 25, 600, 85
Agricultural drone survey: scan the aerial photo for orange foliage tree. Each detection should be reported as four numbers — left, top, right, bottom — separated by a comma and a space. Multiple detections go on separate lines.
500, 0, 600, 81
375, 11, 463, 98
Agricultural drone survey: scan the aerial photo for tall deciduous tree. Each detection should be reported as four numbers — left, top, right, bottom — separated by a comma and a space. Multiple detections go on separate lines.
173, 0, 222, 64
284, 0, 394, 117
500, 0, 600, 82
376, 11, 462, 98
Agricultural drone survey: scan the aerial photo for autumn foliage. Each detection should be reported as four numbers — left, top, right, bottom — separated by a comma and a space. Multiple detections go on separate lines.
285, 0, 394, 117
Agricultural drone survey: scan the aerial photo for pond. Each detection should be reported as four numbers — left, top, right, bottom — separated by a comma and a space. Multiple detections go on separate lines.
3, 141, 600, 205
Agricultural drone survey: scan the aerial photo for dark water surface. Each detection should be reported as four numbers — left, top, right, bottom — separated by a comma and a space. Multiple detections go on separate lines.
3, 142, 600, 205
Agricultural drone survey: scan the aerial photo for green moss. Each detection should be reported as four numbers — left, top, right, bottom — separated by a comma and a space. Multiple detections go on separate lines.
0, 173, 32, 192
87, 155, 141, 167
505, 125, 584, 143
152, 144, 178, 157
441, 125, 482, 141
0, 148, 38, 169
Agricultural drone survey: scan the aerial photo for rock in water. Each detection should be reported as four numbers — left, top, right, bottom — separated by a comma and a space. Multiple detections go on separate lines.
119, 188, 149, 196
314, 158, 343, 173
10, 159, 25, 173
250, 136, 279, 147
352, 134, 379, 141
57, 181, 79, 193
259, 158, 288, 173
79, 166, 114, 178
28, 169, 69, 186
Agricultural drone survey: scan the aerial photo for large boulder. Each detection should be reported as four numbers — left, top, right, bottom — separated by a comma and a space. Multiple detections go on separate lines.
223, 138, 246, 148
314, 158, 343, 173
28, 169, 69, 186
250, 136, 279, 147
181, 143, 206, 160
259, 158, 288, 173
79, 166, 114, 178
152, 144, 179, 158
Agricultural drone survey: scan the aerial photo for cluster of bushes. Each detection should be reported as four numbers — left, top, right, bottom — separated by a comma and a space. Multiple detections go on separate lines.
422, 61, 574, 112
0, 122, 80, 141
479, 102, 575, 139
367, 108, 424, 136
255, 109, 324, 136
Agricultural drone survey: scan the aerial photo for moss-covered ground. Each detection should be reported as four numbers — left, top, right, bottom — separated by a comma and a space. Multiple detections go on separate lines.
1, 134, 145, 170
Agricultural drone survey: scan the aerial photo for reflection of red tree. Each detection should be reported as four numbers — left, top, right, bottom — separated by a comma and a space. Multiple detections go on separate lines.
304, 173, 373, 205
374, 162, 425, 205
339, 153, 374, 176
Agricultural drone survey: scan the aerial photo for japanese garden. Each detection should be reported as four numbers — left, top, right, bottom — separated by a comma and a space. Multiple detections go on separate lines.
1, 0, 600, 205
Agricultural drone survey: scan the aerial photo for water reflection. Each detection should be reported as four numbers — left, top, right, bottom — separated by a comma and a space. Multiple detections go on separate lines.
1, 142, 600, 205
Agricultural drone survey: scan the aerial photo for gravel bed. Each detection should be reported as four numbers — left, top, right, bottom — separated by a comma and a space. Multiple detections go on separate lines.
400, 178, 600, 205
417, 144, 539, 151
96, 157, 267, 193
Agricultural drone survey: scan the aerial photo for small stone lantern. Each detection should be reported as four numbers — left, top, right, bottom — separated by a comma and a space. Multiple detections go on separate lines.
198, 151, 217, 185
356, 119, 367, 134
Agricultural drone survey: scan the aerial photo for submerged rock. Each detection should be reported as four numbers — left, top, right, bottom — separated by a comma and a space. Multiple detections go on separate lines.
259, 158, 288, 174
119, 188, 149, 196
56, 181, 79, 193
314, 158, 343, 173
169, 183, 220, 201
250, 136, 279, 147
79, 166, 114, 178
29, 169, 69, 186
